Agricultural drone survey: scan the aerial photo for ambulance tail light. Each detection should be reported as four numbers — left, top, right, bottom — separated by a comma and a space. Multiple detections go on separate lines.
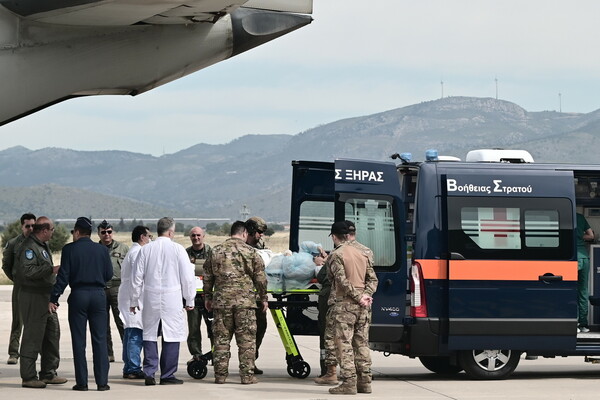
410, 261, 428, 317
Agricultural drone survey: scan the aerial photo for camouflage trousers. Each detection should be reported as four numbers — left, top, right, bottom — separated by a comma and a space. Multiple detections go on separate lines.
318, 295, 337, 367
332, 301, 372, 384
212, 307, 257, 380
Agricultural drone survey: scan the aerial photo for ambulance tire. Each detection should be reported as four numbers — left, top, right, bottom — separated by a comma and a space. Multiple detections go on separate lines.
458, 349, 520, 380
419, 356, 463, 375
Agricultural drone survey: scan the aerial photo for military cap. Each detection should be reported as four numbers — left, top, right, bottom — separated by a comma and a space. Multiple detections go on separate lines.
246, 216, 268, 234
345, 220, 357, 232
74, 216, 93, 231
330, 221, 350, 236
97, 219, 112, 230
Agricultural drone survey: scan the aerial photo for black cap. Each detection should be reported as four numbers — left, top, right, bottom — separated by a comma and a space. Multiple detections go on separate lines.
74, 217, 93, 231
330, 221, 349, 236
345, 220, 356, 232
98, 219, 112, 230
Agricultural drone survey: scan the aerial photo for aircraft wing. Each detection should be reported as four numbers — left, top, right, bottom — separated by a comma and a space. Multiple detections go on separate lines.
0, 0, 312, 26
0, 0, 313, 125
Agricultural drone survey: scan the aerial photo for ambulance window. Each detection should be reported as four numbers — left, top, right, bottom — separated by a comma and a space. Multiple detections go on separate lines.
524, 210, 560, 247
448, 197, 572, 260
341, 195, 397, 270
298, 201, 335, 252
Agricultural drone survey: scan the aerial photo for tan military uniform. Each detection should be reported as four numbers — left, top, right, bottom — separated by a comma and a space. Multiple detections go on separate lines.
329, 242, 378, 392
203, 237, 267, 382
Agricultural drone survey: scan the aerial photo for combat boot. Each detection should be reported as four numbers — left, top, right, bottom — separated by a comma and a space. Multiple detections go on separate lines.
241, 375, 258, 384
357, 373, 372, 393
329, 380, 357, 395
314, 365, 338, 385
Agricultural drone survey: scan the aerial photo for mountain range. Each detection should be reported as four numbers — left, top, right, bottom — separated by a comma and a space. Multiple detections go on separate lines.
2, 96, 600, 224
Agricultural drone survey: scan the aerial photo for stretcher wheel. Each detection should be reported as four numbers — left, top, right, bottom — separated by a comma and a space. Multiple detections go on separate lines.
287, 361, 310, 379
187, 360, 208, 379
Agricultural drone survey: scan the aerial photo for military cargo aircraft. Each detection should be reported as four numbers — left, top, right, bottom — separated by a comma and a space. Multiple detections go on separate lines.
0, 0, 312, 125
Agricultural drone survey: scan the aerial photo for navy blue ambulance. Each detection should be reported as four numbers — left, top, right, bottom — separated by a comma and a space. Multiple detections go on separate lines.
289, 149, 600, 379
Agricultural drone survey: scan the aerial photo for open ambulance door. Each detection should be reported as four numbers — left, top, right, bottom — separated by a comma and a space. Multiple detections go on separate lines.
333, 159, 408, 346
442, 169, 578, 377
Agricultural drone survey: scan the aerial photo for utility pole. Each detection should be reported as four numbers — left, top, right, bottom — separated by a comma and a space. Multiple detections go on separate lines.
440, 80, 444, 99
495, 77, 498, 100
558, 92, 562, 113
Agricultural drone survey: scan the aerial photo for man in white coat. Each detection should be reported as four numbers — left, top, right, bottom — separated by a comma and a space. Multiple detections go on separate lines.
130, 217, 195, 386
118, 225, 152, 379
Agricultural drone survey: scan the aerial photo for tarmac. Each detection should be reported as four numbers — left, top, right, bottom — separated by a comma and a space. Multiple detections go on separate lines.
2, 285, 600, 399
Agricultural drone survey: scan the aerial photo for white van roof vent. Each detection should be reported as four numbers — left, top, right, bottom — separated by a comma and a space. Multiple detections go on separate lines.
465, 149, 534, 163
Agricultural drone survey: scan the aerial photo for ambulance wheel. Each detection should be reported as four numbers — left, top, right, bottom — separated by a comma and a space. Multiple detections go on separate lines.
458, 349, 520, 380
419, 356, 463, 374
187, 361, 208, 379
287, 361, 311, 379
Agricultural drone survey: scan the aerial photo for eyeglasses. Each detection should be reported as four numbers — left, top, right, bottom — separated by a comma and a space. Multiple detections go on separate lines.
146, 233, 154, 239
190, 234, 202, 238
24, 224, 34, 229
100, 230, 113, 235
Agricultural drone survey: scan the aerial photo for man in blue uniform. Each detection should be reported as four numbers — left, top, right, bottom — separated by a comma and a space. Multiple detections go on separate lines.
51, 217, 113, 391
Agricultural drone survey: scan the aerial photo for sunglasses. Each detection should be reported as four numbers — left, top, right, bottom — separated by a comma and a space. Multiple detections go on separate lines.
24, 224, 34, 229
100, 230, 113, 235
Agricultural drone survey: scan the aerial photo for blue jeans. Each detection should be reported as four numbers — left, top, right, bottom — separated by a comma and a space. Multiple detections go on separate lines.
122, 328, 143, 374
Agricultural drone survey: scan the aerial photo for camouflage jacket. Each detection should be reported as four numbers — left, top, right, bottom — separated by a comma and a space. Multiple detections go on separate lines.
186, 244, 212, 277
1, 233, 27, 281
203, 237, 267, 309
101, 239, 129, 286
328, 242, 378, 305
15, 234, 56, 290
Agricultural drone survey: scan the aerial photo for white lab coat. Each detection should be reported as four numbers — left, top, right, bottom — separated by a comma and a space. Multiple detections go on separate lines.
118, 242, 143, 329
130, 237, 195, 342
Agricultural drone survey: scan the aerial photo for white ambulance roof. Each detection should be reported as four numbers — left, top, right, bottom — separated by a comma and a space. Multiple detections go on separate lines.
465, 149, 534, 163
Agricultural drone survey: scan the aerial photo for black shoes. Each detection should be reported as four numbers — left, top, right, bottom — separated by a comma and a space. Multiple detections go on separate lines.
145, 377, 156, 386
72, 384, 88, 391
253, 366, 263, 375
123, 371, 146, 379
97, 384, 110, 391
159, 377, 184, 385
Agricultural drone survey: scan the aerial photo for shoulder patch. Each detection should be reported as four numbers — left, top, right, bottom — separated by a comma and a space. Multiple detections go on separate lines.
25, 249, 35, 260
42, 250, 49, 259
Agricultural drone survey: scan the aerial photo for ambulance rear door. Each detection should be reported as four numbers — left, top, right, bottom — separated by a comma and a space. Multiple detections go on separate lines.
443, 168, 577, 351
334, 159, 408, 342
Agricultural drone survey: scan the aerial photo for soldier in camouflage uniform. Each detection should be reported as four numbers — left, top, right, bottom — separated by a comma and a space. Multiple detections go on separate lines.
185, 226, 213, 361
2, 213, 36, 365
244, 216, 269, 374
315, 220, 375, 386
97, 220, 129, 362
15, 217, 67, 388
314, 253, 338, 385
327, 222, 378, 395
203, 220, 268, 385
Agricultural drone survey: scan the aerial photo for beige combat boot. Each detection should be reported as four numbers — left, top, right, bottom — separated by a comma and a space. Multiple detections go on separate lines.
357, 376, 372, 394
329, 380, 357, 395
314, 365, 338, 385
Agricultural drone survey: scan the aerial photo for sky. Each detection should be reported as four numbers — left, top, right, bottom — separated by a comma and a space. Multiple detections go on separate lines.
2, 0, 600, 156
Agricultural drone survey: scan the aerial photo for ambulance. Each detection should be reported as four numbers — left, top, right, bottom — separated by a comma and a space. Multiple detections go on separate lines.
288, 149, 600, 379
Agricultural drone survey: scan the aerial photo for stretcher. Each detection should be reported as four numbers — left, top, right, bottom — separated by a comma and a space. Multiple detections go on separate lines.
187, 287, 320, 380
